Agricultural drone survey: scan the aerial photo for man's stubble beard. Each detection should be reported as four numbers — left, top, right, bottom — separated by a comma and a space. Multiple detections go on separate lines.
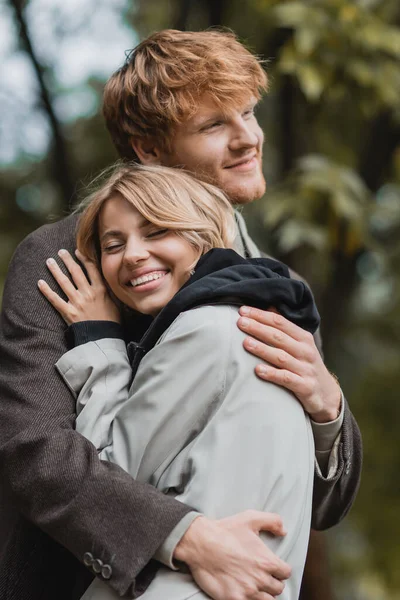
222, 175, 267, 206
188, 165, 267, 206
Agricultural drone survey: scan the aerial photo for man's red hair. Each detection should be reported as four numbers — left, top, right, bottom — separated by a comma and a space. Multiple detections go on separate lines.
103, 29, 268, 160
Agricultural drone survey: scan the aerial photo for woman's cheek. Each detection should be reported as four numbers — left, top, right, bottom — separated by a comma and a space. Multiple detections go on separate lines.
101, 258, 116, 290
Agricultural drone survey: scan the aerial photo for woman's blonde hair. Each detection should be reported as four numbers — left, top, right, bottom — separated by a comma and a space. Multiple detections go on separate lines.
76, 163, 237, 265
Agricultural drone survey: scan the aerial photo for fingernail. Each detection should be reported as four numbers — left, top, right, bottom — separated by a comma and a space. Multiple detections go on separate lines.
257, 365, 268, 375
240, 306, 250, 315
37, 279, 44, 287
246, 338, 257, 349
239, 317, 249, 329
46, 258, 55, 266
58, 249, 67, 256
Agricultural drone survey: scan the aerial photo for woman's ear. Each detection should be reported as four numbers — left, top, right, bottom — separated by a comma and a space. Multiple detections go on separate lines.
130, 137, 163, 165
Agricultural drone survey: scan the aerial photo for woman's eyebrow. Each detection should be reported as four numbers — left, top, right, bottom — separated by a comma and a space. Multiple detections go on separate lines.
138, 218, 151, 229
100, 219, 150, 242
100, 229, 122, 243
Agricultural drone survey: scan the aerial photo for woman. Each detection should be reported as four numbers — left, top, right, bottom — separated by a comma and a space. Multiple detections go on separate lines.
39, 164, 318, 600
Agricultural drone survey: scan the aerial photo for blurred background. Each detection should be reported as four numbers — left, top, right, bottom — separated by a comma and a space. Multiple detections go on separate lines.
1, 0, 400, 598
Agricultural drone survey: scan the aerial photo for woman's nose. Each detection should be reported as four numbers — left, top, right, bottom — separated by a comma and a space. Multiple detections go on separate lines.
122, 242, 150, 266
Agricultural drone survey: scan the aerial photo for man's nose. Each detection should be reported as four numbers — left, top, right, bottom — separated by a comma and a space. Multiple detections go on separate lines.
229, 120, 259, 151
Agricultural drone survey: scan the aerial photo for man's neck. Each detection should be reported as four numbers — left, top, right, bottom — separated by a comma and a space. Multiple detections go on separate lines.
233, 210, 261, 259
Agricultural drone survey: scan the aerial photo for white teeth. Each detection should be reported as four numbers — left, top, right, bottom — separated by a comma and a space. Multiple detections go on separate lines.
130, 271, 167, 287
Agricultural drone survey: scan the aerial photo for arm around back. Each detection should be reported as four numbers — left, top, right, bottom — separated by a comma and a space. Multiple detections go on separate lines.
0, 215, 192, 597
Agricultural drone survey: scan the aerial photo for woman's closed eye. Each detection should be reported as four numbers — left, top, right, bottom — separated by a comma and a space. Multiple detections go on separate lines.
103, 242, 124, 253
146, 228, 168, 239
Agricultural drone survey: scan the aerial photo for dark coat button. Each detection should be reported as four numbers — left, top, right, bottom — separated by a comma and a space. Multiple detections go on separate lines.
83, 552, 94, 566
101, 564, 113, 580
92, 558, 103, 573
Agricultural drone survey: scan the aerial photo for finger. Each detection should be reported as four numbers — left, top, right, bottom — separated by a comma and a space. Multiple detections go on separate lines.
240, 320, 303, 359
255, 364, 308, 398
268, 559, 292, 582
244, 511, 286, 537
255, 548, 291, 582
258, 553, 291, 582
46, 257, 78, 299
38, 279, 71, 319
58, 249, 91, 290
239, 307, 309, 343
243, 338, 303, 374
75, 249, 103, 286
263, 575, 285, 596
255, 575, 286, 597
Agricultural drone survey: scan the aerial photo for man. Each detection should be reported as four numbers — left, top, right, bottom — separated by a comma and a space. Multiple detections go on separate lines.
0, 29, 361, 600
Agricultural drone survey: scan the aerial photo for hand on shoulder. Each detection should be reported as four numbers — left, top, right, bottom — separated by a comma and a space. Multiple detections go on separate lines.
237, 306, 342, 422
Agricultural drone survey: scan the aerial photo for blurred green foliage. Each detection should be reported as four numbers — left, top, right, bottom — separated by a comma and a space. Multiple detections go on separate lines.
1, 0, 400, 597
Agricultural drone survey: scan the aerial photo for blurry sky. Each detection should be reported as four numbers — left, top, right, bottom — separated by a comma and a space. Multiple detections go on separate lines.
0, 0, 136, 164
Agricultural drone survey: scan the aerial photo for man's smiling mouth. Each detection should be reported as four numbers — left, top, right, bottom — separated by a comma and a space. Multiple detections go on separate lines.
224, 155, 257, 169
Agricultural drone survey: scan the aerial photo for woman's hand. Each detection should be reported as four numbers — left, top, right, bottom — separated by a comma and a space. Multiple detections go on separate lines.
38, 248, 120, 325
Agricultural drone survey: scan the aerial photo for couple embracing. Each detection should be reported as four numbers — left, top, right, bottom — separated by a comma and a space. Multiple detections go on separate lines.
0, 29, 361, 600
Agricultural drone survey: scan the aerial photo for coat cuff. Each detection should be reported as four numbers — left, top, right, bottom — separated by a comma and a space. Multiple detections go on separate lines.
311, 392, 344, 477
310, 391, 344, 452
153, 511, 201, 570
66, 321, 124, 348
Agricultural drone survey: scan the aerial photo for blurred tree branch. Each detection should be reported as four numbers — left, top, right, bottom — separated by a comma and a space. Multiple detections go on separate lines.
174, 0, 192, 30
205, 0, 225, 27
9, 0, 75, 208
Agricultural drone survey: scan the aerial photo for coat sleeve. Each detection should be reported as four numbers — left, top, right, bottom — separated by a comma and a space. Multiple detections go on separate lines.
55, 338, 133, 452
311, 398, 362, 530
285, 265, 362, 530
0, 222, 193, 598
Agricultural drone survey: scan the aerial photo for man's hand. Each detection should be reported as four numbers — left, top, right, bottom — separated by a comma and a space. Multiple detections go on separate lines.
237, 307, 341, 423
174, 511, 291, 600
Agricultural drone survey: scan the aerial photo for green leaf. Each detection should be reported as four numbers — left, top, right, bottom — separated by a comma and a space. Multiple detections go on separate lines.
294, 27, 321, 56
272, 1, 311, 27
296, 63, 326, 100
277, 220, 327, 252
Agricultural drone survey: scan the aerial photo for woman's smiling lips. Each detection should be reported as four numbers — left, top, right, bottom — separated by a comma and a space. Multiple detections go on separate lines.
125, 270, 169, 293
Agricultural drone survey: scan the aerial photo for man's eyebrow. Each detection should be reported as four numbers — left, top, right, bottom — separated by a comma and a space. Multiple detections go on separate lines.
195, 114, 223, 127
189, 111, 223, 129
192, 102, 258, 129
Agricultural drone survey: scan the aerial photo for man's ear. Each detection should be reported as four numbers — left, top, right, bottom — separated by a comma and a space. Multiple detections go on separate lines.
130, 137, 163, 165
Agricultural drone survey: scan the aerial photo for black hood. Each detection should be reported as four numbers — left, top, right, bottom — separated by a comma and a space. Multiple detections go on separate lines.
127, 249, 320, 373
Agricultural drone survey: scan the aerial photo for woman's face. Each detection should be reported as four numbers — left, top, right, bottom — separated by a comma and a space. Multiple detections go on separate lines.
98, 194, 199, 316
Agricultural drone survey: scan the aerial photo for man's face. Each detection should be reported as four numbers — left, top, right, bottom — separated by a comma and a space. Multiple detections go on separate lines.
158, 96, 266, 205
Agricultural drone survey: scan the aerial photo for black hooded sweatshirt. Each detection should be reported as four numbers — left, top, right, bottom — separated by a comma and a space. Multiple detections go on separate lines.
68, 249, 320, 380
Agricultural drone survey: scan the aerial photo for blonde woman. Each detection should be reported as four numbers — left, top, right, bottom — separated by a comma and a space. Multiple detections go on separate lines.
39, 164, 318, 600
